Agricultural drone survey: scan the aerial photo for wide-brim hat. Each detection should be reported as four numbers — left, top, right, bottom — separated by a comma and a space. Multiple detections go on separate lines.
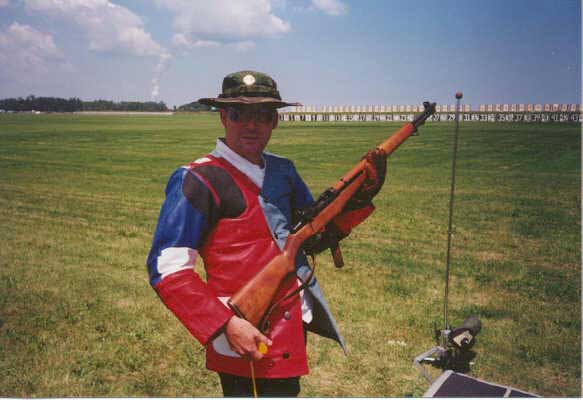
198, 70, 301, 109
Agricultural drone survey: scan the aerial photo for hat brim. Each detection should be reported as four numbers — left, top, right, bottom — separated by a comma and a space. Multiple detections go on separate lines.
198, 96, 301, 109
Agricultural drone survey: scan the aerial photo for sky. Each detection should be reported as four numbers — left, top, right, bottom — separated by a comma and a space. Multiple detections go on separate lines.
0, 0, 581, 109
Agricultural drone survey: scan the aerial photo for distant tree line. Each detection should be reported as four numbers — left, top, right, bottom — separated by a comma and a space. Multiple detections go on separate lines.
0, 95, 82, 112
83, 99, 169, 112
176, 101, 213, 112
0, 95, 170, 112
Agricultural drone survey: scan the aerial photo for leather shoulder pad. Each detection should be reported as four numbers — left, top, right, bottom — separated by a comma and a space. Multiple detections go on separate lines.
185, 161, 246, 219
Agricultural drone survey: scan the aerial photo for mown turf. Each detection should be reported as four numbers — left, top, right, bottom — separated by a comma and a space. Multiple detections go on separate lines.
0, 113, 580, 396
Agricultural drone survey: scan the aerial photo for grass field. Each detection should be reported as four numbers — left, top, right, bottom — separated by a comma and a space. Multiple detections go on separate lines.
0, 113, 580, 397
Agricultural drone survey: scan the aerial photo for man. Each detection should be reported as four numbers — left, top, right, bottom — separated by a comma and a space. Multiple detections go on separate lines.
147, 70, 386, 396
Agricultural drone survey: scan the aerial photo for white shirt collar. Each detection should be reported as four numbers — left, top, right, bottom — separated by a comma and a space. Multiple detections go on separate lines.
213, 138, 265, 188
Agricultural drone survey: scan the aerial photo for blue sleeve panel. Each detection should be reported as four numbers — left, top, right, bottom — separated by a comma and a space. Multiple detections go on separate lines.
146, 167, 213, 286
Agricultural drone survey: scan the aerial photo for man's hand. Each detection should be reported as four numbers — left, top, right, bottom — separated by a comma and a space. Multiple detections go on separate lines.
224, 316, 273, 361
345, 148, 387, 210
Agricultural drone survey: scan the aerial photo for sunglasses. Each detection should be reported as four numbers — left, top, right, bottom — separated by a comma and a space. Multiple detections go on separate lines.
226, 107, 275, 124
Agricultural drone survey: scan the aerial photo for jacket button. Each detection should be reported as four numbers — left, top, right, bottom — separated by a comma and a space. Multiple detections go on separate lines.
283, 352, 290, 359
283, 311, 291, 320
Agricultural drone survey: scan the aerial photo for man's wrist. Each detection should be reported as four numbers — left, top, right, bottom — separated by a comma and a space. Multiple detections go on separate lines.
209, 313, 236, 342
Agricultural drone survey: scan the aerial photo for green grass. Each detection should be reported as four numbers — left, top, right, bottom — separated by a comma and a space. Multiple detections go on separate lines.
0, 113, 580, 396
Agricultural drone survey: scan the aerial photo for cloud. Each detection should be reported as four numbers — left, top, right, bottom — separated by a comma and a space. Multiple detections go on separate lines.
24, 0, 168, 58
311, 0, 347, 16
171, 33, 220, 49
0, 22, 70, 82
231, 41, 257, 52
24, 0, 171, 98
0, 0, 10, 7
156, 0, 291, 51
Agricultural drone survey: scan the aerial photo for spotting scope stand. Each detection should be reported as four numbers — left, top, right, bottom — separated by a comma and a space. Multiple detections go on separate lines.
413, 92, 485, 384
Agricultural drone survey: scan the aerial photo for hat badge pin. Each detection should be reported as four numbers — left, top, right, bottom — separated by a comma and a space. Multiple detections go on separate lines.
243, 74, 256, 86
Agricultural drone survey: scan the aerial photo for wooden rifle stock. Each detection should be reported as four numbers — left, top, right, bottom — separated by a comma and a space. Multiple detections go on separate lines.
228, 102, 436, 330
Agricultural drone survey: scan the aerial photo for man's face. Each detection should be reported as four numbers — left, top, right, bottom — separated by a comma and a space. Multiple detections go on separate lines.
220, 105, 278, 165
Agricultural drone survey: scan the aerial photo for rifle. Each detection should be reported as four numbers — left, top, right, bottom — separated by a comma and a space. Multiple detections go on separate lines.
228, 101, 437, 331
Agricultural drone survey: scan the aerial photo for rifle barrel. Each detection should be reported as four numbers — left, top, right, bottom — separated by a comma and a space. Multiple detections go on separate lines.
332, 102, 436, 192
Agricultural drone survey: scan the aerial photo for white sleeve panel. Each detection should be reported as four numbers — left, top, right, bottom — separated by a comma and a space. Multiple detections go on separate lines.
298, 279, 314, 324
158, 247, 198, 279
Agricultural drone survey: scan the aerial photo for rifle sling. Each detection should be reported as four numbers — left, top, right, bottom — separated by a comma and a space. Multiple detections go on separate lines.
259, 255, 317, 333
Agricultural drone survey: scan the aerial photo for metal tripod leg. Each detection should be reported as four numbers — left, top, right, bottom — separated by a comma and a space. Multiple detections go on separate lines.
413, 346, 447, 384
